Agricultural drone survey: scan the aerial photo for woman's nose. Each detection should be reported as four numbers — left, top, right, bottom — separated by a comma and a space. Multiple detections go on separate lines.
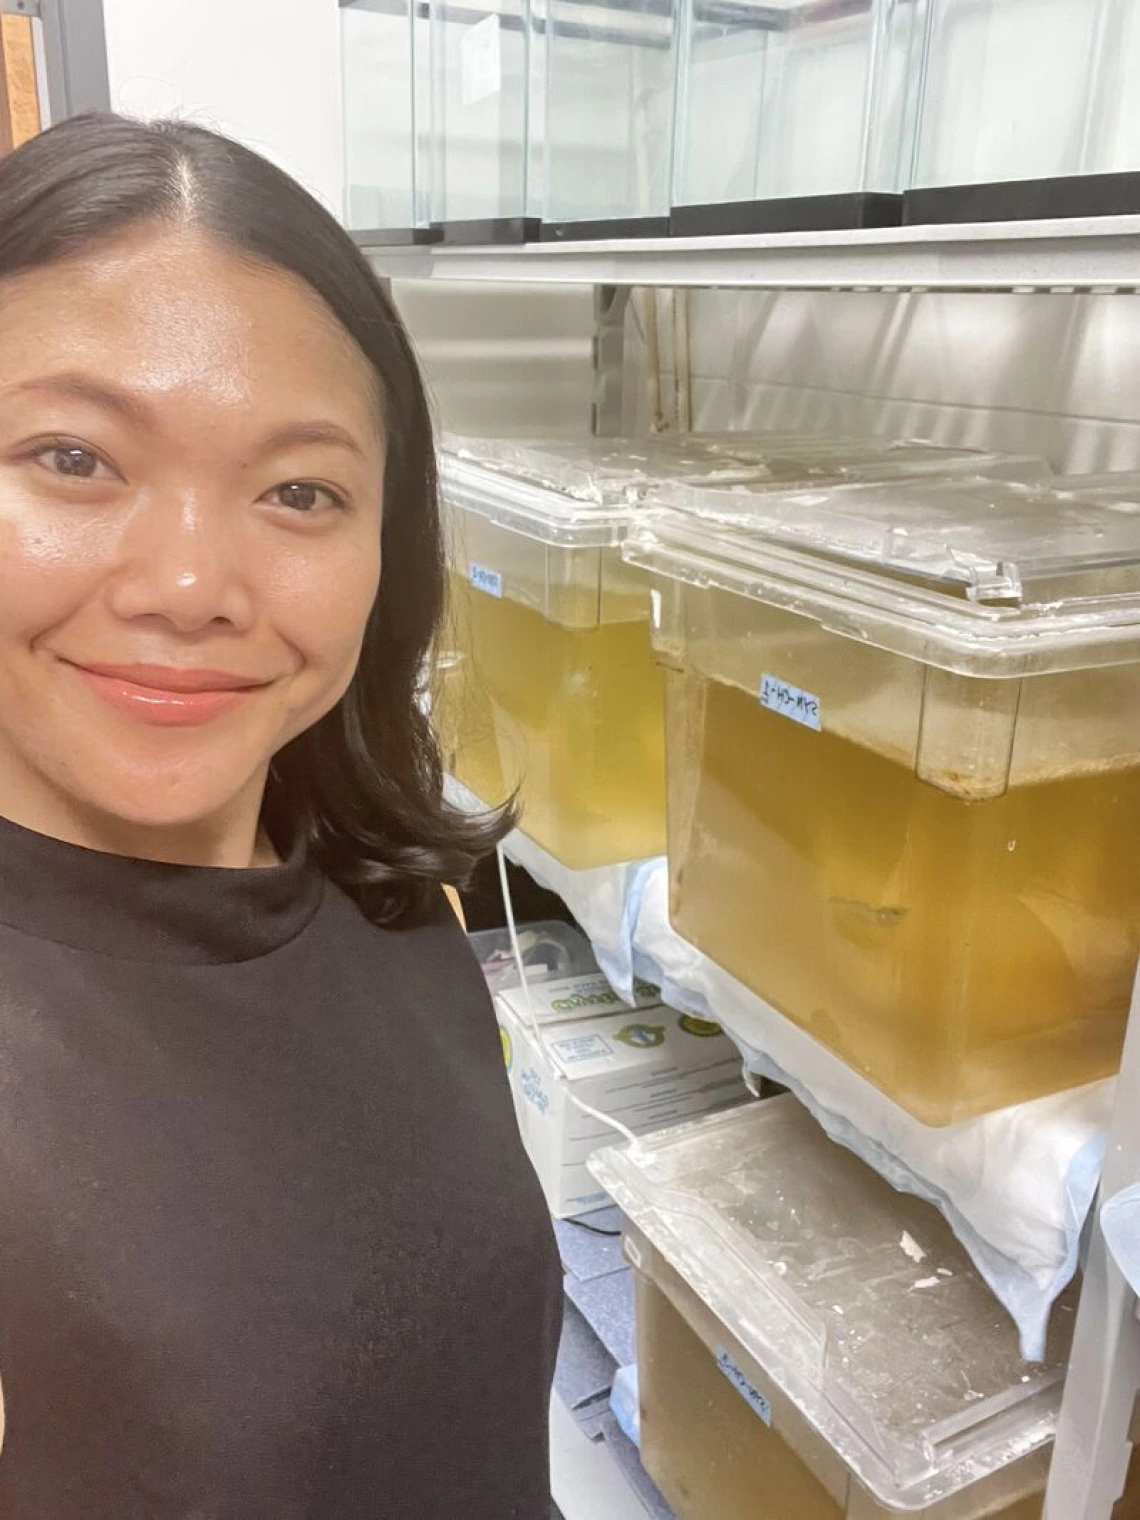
105, 489, 257, 635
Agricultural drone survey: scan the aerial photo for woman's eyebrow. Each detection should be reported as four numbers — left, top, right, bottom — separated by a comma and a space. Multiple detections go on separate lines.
3, 375, 370, 460
5, 372, 151, 427
256, 421, 367, 460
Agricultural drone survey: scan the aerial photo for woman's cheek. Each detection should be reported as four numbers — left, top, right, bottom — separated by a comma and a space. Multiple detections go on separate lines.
0, 499, 121, 626
270, 537, 380, 674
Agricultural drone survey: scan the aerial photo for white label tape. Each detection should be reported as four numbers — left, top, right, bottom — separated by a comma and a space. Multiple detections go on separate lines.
759, 673, 821, 731
470, 562, 503, 598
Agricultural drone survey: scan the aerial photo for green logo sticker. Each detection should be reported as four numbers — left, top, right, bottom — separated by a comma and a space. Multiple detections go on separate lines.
499, 1026, 513, 1070
680, 1014, 723, 1038
616, 1023, 666, 1050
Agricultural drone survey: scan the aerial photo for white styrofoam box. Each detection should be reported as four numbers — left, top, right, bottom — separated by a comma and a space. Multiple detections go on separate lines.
496, 974, 745, 1217
101, 0, 343, 213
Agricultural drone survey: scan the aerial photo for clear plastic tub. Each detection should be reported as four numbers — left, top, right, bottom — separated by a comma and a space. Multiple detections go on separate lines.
531, 0, 678, 238
426, 0, 535, 241
673, 0, 923, 235
435, 440, 693, 868
467, 918, 597, 993
626, 471, 1140, 1125
341, 0, 433, 241
435, 435, 1039, 870
592, 1098, 1076, 1515
903, 0, 1140, 222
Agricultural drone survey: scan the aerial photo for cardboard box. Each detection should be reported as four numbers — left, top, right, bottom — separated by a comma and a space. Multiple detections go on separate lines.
496, 973, 745, 1217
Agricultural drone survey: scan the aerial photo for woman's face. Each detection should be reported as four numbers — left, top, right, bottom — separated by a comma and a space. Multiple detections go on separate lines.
0, 223, 385, 846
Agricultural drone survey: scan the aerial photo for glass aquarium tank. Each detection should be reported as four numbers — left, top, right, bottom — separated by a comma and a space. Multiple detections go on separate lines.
341, 0, 434, 242
532, 0, 678, 239
672, 0, 922, 235
426, 0, 536, 242
903, 0, 1140, 222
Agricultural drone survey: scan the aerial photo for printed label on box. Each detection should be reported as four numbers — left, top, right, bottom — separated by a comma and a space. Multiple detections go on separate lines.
550, 1032, 613, 1066
519, 1066, 550, 1113
469, 561, 503, 598
460, 14, 502, 107
716, 1349, 772, 1426
760, 674, 821, 732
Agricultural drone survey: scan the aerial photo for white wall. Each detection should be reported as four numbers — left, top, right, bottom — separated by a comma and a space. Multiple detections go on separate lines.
100, 0, 344, 214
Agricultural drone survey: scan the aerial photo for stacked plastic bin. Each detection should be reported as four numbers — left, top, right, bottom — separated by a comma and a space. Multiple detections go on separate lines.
593, 1098, 1077, 1519
435, 433, 776, 865
435, 434, 1044, 870
625, 469, 1140, 1124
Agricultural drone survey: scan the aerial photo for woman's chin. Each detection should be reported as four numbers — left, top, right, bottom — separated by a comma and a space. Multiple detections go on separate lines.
65, 763, 268, 841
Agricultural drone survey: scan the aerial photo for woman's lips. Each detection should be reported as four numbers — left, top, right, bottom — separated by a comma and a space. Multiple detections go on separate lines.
67, 662, 268, 727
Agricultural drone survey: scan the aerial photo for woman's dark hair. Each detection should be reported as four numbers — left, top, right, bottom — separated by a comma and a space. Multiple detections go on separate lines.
0, 113, 510, 924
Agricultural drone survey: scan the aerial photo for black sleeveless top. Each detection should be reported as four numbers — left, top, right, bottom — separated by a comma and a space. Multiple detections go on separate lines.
0, 815, 562, 1517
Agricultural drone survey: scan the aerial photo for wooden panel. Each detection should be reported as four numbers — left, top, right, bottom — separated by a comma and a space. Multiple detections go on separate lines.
0, 17, 40, 156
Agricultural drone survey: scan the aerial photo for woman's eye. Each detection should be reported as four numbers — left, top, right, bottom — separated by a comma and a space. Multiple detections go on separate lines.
34, 443, 114, 481
268, 481, 345, 514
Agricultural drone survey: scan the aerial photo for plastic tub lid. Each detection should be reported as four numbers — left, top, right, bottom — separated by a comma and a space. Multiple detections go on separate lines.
439, 433, 786, 548
625, 474, 1140, 676
641, 439, 1048, 512
590, 1097, 1076, 1511
439, 433, 1041, 549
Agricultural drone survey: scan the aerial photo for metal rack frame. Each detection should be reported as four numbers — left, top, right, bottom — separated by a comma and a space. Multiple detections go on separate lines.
375, 218, 1140, 1518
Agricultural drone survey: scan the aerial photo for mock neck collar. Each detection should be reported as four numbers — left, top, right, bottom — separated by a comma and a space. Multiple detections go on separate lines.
0, 811, 323, 963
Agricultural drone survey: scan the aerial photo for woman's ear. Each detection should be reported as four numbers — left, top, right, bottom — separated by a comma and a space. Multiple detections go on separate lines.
443, 884, 466, 931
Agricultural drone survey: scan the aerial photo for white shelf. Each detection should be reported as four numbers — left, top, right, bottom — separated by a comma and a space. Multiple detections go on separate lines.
361, 215, 1140, 292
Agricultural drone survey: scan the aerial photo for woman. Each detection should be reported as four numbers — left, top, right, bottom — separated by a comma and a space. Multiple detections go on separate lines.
0, 113, 561, 1516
